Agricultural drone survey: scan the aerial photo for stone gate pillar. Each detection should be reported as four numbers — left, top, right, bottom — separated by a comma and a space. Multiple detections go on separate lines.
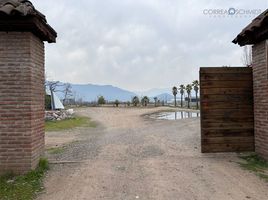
0, 1, 57, 174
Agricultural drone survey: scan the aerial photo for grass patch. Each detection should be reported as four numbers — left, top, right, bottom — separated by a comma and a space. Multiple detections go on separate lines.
238, 153, 268, 182
0, 158, 49, 200
45, 116, 96, 132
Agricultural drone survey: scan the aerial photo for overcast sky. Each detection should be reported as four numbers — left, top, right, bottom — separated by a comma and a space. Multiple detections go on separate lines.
32, 0, 267, 91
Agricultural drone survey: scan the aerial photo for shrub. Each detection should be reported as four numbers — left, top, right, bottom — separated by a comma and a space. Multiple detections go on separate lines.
127, 101, 131, 106
97, 96, 106, 105
114, 100, 119, 107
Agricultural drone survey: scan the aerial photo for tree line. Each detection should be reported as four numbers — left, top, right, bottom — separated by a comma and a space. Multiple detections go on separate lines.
172, 80, 199, 109
45, 79, 200, 109
97, 95, 152, 107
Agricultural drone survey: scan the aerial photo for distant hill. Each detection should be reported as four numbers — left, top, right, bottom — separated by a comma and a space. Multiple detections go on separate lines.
53, 83, 194, 103
136, 88, 171, 97
55, 83, 137, 102
153, 93, 174, 102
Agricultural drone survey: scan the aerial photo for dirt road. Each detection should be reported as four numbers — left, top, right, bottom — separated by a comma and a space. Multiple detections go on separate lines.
39, 107, 268, 200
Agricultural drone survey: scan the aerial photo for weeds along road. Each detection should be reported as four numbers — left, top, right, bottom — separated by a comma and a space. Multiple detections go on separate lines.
39, 107, 268, 200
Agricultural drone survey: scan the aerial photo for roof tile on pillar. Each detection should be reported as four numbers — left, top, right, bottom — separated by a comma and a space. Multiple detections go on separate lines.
0, 0, 57, 43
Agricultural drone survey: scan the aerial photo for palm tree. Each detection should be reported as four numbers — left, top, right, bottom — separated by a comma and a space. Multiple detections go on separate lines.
132, 96, 139, 107
186, 84, 192, 109
179, 84, 185, 108
141, 96, 149, 106
154, 97, 158, 107
172, 86, 178, 107
192, 80, 199, 109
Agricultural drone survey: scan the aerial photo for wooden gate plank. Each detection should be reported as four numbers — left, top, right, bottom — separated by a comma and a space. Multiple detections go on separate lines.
200, 67, 254, 153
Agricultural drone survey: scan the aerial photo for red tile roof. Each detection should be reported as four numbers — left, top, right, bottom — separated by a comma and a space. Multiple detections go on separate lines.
233, 9, 268, 46
0, 0, 57, 43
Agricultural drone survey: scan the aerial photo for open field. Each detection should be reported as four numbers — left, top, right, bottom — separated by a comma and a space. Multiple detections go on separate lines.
39, 107, 268, 200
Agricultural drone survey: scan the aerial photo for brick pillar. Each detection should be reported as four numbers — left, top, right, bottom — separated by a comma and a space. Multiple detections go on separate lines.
0, 32, 45, 174
0, 0, 57, 174
252, 40, 268, 160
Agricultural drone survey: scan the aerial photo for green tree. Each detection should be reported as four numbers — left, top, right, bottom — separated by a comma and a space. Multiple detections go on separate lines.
132, 96, 140, 106
172, 86, 178, 107
141, 96, 150, 106
62, 83, 73, 105
98, 96, 106, 105
192, 80, 199, 109
153, 97, 158, 107
179, 84, 185, 108
114, 100, 119, 107
186, 84, 192, 109
45, 95, 52, 110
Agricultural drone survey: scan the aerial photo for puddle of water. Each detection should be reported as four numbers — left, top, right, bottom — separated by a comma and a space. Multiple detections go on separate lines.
149, 111, 200, 120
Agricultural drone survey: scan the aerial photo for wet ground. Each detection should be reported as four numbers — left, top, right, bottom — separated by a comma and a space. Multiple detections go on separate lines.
148, 111, 200, 120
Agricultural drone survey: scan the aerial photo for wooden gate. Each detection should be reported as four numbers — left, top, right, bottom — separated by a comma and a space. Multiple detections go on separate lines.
200, 67, 254, 153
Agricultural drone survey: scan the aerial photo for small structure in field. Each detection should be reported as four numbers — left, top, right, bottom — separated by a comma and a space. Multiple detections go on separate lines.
46, 89, 65, 110
0, 0, 57, 174
233, 9, 268, 160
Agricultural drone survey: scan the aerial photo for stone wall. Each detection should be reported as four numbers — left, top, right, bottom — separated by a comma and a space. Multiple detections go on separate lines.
252, 40, 268, 160
0, 32, 45, 174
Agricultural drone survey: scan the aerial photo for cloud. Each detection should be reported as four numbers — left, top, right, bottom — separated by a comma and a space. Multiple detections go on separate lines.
31, 0, 267, 91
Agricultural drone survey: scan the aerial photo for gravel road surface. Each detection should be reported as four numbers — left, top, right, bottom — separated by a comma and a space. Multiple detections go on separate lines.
39, 107, 268, 200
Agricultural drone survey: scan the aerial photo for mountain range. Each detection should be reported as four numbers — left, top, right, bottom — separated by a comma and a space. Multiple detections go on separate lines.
54, 83, 175, 102
135, 88, 171, 97
55, 83, 136, 102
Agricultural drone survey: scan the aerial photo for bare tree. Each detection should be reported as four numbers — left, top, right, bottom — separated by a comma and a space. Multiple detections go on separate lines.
45, 80, 62, 110
241, 46, 252, 67
62, 83, 73, 105
72, 91, 77, 105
